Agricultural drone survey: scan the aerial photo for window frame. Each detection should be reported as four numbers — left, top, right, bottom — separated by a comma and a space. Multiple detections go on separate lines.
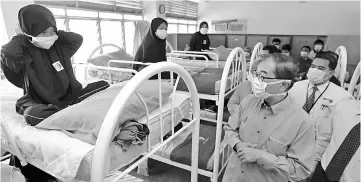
40, 5, 143, 60
167, 18, 197, 33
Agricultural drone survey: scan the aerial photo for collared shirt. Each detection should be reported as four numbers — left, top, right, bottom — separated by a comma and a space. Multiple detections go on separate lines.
223, 95, 316, 182
308, 81, 330, 100
316, 99, 360, 182
227, 80, 253, 114
289, 80, 353, 139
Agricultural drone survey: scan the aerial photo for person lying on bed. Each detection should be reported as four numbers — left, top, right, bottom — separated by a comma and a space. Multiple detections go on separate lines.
223, 53, 316, 182
1, 4, 109, 126
133, 17, 174, 80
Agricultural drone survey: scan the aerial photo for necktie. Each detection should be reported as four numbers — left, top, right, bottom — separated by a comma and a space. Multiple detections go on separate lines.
303, 86, 318, 113
325, 122, 360, 181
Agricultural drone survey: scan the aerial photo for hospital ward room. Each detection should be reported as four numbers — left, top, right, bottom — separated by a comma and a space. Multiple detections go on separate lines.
0, 0, 360, 182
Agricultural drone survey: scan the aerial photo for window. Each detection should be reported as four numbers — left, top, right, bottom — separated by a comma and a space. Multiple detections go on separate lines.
165, 1, 198, 20
99, 12, 123, 19
35, 0, 143, 61
101, 21, 123, 53
178, 24, 188, 33
67, 9, 98, 18
165, 0, 198, 33
124, 22, 135, 55
188, 25, 197, 33
55, 18, 66, 31
124, 14, 142, 20
168, 24, 178, 33
166, 19, 198, 33
69, 20, 98, 63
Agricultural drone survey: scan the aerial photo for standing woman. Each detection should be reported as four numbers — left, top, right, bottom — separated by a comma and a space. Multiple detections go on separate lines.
188, 21, 211, 59
134, 17, 172, 79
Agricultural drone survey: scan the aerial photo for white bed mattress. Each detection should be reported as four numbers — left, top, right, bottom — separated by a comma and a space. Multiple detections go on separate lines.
0, 80, 191, 181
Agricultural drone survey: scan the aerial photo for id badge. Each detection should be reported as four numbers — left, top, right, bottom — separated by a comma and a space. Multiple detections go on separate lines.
52, 61, 64, 72
203, 40, 207, 44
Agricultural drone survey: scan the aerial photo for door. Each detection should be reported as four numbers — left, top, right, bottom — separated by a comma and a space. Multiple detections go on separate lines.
227, 35, 246, 48
246, 35, 268, 49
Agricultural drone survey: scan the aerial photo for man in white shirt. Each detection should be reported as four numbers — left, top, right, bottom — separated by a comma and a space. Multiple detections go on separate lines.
310, 99, 360, 182
289, 51, 353, 139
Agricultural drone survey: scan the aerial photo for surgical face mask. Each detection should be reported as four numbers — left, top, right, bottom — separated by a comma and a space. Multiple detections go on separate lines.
314, 45, 322, 52
307, 68, 331, 85
24, 33, 58, 49
251, 78, 287, 99
200, 28, 208, 35
155, 29, 167, 39
301, 51, 309, 57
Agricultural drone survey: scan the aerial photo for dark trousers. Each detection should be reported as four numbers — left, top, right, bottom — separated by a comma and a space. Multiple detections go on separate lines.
24, 81, 109, 126
10, 155, 55, 182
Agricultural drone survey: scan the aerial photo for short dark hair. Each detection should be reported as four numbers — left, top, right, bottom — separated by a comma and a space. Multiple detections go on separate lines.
263, 45, 281, 53
281, 44, 291, 51
199, 21, 208, 29
314, 51, 339, 70
254, 53, 298, 81
314, 39, 324, 46
301, 46, 311, 52
272, 38, 281, 44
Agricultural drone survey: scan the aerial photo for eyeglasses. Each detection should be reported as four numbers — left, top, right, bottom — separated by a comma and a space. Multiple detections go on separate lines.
251, 71, 278, 82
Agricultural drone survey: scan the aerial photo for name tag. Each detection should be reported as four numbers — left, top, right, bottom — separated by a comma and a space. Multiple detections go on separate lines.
52, 61, 64, 72
203, 40, 207, 44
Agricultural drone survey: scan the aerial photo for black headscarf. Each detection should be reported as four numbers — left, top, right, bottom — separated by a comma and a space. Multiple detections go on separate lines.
188, 21, 210, 52
18, 4, 57, 37
134, 17, 168, 67
15, 4, 79, 107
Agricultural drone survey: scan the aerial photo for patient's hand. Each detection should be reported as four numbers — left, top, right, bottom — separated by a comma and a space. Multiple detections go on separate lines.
234, 142, 257, 152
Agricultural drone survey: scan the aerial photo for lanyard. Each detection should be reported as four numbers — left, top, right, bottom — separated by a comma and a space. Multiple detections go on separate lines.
305, 82, 330, 112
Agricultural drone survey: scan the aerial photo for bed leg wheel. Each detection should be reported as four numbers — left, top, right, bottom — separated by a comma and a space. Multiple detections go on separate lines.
137, 159, 149, 176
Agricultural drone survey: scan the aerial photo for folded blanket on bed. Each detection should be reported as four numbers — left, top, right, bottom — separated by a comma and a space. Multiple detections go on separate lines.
115, 120, 150, 152
36, 80, 173, 145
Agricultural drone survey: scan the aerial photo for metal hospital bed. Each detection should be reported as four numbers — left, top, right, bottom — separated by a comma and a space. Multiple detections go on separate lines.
1, 62, 202, 182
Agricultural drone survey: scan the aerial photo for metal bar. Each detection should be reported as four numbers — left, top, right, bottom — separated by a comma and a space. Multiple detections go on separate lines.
110, 118, 199, 182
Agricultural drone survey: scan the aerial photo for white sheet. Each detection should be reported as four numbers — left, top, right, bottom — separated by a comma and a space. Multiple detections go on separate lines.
0, 80, 191, 181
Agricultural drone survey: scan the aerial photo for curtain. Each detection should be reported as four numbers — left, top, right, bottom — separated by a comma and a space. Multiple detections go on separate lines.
132, 20, 150, 56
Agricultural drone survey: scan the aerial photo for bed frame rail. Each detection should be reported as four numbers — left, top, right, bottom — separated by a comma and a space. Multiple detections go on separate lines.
92, 62, 201, 182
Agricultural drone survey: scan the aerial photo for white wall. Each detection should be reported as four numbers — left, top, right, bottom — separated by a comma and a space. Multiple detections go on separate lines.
198, 1, 360, 35
0, 2, 9, 46
1, 0, 34, 40
142, 1, 166, 23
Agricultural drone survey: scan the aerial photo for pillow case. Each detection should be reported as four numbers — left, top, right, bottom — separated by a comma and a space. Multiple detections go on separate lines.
36, 80, 173, 141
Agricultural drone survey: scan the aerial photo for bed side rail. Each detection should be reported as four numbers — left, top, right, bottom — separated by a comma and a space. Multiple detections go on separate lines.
91, 62, 200, 182
212, 47, 247, 181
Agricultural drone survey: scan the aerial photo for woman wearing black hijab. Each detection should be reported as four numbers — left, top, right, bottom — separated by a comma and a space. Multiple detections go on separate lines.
134, 17, 174, 79
2, 5, 110, 181
189, 21, 210, 52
